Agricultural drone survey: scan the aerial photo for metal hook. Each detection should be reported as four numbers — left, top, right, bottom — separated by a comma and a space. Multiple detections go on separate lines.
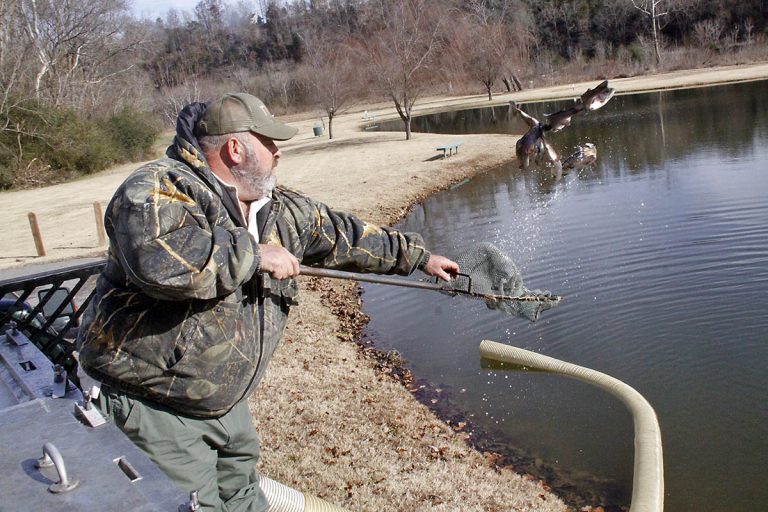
36, 442, 79, 493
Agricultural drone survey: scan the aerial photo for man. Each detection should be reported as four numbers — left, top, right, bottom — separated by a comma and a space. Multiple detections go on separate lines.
78, 93, 459, 511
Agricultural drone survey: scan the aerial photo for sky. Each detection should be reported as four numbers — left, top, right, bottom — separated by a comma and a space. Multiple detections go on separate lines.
130, 0, 198, 19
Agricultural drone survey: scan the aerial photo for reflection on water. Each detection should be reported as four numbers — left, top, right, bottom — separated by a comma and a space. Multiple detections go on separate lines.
364, 81, 768, 511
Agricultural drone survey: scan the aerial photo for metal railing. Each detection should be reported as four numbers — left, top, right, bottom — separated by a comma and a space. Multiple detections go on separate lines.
0, 260, 106, 372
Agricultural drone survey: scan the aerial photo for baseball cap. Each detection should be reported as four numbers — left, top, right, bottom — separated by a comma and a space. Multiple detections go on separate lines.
196, 93, 298, 141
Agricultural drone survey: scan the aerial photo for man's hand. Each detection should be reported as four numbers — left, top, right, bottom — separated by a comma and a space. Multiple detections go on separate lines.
422, 254, 460, 282
258, 244, 300, 279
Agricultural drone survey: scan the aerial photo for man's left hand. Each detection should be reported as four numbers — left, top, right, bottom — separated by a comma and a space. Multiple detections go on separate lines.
422, 254, 460, 282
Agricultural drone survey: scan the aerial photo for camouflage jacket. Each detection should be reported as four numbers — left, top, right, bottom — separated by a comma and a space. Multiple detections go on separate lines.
78, 102, 430, 418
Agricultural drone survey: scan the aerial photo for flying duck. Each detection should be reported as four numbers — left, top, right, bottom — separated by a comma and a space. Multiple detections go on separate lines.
561, 143, 597, 174
511, 80, 614, 172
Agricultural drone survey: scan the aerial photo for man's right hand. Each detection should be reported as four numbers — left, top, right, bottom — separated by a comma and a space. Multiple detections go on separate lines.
258, 244, 299, 279
421, 254, 460, 282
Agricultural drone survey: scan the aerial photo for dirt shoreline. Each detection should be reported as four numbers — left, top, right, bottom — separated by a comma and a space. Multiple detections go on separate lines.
2, 63, 767, 511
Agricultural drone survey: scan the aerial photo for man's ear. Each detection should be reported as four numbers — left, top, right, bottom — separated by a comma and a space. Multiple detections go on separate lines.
224, 137, 245, 165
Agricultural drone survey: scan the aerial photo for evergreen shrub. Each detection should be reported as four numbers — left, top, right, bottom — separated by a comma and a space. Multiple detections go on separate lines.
0, 101, 159, 190
104, 107, 160, 161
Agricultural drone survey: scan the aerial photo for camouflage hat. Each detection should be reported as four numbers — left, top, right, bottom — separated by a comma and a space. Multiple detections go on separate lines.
196, 93, 298, 141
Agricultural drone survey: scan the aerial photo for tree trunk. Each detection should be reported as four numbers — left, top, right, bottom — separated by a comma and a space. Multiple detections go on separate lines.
328, 112, 334, 140
484, 80, 493, 101
34, 62, 48, 99
647, 1, 662, 64
392, 96, 410, 140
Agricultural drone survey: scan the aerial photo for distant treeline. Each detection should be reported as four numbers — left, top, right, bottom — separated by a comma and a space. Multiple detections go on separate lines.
1, 0, 767, 188
150, 0, 768, 84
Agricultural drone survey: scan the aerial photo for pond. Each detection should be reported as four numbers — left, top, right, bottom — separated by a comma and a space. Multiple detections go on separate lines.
363, 81, 768, 511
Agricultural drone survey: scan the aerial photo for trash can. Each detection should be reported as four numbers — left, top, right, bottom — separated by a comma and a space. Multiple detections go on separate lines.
313, 125, 324, 137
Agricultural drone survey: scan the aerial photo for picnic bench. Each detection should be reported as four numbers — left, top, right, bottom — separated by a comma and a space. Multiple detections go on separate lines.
436, 141, 463, 158
361, 111, 378, 130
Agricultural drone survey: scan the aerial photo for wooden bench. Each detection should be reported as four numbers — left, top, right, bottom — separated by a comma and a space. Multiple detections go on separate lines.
436, 141, 462, 158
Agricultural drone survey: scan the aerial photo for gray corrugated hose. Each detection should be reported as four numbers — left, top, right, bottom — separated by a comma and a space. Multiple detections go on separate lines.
479, 340, 664, 512
260, 476, 348, 512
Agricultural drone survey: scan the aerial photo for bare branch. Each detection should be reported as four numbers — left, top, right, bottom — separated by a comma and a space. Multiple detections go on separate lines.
362, 0, 446, 139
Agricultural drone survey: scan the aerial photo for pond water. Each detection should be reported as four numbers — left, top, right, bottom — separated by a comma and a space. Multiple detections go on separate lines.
363, 81, 768, 511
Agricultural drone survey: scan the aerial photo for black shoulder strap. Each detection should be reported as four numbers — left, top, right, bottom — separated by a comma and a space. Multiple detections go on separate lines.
219, 186, 246, 227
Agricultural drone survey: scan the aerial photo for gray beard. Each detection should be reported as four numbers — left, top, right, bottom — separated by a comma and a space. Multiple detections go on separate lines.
231, 168, 276, 200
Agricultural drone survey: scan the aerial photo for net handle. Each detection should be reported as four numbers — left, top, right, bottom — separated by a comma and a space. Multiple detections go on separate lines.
297, 266, 560, 303
299, 265, 448, 291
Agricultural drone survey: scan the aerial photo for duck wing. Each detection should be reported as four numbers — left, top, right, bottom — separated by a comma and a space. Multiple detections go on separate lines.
511, 102, 540, 129
561, 148, 581, 171
543, 138, 563, 177
543, 104, 582, 132
580, 80, 615, 111
543, 81, 614, 132
542, 137, 560, 165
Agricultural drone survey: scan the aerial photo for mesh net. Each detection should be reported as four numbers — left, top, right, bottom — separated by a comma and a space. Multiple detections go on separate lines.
443, 243, 560, 322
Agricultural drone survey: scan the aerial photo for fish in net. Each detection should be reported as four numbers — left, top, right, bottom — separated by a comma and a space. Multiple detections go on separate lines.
440, 242, 560, 321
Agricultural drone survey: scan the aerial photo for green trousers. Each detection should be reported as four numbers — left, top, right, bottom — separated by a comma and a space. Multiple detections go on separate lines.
96, 385, 269, 512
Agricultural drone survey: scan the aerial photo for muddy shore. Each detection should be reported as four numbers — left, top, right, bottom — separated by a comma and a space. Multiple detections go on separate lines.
2, 62, 767, 511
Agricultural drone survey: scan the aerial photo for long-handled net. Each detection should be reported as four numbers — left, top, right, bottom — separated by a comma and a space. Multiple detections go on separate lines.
300, 243, 560, 322
437, 242, 559, 321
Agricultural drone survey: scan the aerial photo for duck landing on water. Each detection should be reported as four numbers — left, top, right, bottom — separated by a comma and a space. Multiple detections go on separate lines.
511, 80, 614, 174
561, 143, 597, 174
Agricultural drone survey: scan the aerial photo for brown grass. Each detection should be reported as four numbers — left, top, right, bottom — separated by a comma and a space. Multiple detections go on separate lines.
251, 278, 567, 512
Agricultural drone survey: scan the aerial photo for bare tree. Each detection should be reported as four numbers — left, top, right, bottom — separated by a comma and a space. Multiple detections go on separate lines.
456, 4, 500, 100
743, 18, 754, 45
262, 60, 295, 112
194, 0, 225, 58
0, 0, 26, 118
18, 0, 144, 110
693, 18, 723, 51
0, 0, 63, 173
158, 78, 204, 126
631, 0, 671, 64
194, 0, 224, 33
362, 0, 444, 140
459, 0, 530, 101
502, 1, 534, 91
300, 31, 358, 139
